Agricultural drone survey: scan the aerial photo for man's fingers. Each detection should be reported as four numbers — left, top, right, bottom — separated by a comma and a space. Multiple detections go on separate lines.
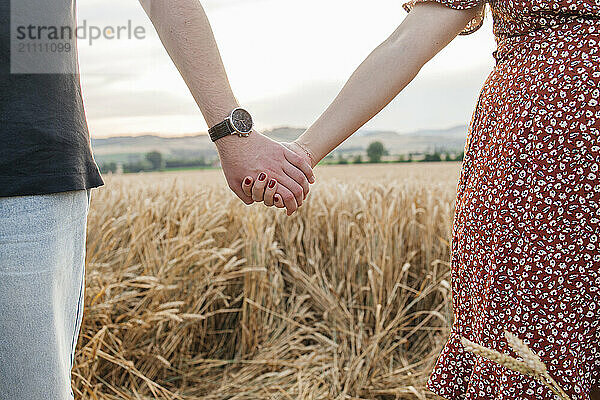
264, 179, 277, 207
283, 164, 310, 200
284, 149, 315, 184
242, 176, 253, 198
274, 193, 285, 209
252, 172, 269, 202
277, 186, 298, 215
276, 174, 304, 207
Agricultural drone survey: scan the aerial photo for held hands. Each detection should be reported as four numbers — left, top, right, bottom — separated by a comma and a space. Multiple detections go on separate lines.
241, 141, 317, 216
216, 133, 315, 215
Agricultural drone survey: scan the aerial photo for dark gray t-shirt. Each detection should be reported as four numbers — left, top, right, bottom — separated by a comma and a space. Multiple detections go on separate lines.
0, 0, 103, 197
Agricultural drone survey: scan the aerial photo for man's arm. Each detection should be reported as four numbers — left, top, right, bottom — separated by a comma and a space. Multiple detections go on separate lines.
138, 0, 315, 214
139, 0, 235, 128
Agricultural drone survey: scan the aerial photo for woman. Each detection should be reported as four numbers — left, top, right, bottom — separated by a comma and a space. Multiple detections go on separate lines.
244, 1, 600, 399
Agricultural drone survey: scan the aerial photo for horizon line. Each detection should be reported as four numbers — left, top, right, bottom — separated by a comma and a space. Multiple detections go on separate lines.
91, 123, 468, 140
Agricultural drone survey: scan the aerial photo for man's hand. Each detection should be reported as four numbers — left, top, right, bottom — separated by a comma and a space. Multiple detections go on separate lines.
138, 1, 314, 213
216, 131, 315, 215
240, 140, 318, 216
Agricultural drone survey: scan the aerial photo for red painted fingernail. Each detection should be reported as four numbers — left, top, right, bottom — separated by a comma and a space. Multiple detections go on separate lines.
244, 178, 252, 185
258, 173, 266, 181
268, 179, 276, 188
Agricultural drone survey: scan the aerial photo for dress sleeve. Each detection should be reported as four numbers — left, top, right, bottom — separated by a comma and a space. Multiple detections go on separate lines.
402, 0, 486, 35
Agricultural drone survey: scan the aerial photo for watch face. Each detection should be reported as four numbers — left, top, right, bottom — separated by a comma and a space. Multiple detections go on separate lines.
230, 108, 253, 134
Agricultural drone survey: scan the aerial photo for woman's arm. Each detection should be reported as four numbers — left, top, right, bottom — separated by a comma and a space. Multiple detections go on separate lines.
295, 2, 484, 165
138, 0, 314, 214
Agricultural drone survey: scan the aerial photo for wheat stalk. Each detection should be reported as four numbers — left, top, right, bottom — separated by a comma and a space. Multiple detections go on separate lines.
504, 331, 572, 400
461, 332, 572, 400
461, 337, 539, 378
74, 164, 461, 399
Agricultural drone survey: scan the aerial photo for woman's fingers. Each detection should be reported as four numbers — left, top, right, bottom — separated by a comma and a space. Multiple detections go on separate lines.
284, 147, 315, 184
242, 176, 254, 198
239, 168, 305, 214
251, 172, 268, 202
264, 179, 277, 206
274, 194, 286, 209
283, 163, 310, 200
240, 174, 291, 213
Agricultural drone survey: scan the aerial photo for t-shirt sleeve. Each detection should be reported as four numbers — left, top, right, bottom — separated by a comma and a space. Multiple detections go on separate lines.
402, 0, 486, 35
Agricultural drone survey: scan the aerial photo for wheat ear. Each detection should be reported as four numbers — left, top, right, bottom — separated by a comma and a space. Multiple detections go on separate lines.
503, 331, 571, 400
460, 333, 572, 400
460, 337, 539, 377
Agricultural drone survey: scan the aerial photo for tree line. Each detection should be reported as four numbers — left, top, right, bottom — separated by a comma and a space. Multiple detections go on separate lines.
333, 141, 464, 164
99, 142, 465, 174
99, 151, 211, 174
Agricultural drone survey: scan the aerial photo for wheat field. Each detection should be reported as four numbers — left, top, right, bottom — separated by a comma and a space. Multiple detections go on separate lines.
73, 163, 462, 400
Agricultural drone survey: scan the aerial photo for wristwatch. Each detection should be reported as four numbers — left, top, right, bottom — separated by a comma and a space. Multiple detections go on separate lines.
208, 107, 254, 142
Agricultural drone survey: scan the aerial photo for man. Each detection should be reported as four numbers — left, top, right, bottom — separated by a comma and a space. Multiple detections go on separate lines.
0, 1, 314, 399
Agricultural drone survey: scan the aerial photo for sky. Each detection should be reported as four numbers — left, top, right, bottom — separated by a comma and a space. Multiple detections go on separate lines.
76, 0, 497, 138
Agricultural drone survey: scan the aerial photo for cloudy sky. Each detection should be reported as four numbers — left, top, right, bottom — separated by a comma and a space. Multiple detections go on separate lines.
76, 0, 497, 138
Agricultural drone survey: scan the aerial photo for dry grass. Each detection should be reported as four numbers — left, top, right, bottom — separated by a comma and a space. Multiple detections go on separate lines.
73, 163, 461, 399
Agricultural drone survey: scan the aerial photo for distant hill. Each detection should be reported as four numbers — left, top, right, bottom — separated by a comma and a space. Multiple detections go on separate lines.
91, 125, 467, 165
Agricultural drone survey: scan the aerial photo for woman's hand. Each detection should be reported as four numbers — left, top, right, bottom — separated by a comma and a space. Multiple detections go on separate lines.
217, 133, 315, 214
241, 141, 316, 215
282, 142, 317, 169
242, 174, 286, 210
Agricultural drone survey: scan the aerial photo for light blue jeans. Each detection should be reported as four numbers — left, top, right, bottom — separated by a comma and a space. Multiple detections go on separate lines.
0, 190, 90, 400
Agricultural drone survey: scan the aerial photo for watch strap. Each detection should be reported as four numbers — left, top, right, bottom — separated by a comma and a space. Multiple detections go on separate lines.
208, 119, 234, 142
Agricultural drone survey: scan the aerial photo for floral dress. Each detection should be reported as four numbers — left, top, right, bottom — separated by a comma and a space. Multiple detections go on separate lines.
403, 1, 600, 399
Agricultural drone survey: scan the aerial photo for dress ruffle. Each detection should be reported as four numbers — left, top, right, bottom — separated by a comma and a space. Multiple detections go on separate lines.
402, 0, 486, 35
